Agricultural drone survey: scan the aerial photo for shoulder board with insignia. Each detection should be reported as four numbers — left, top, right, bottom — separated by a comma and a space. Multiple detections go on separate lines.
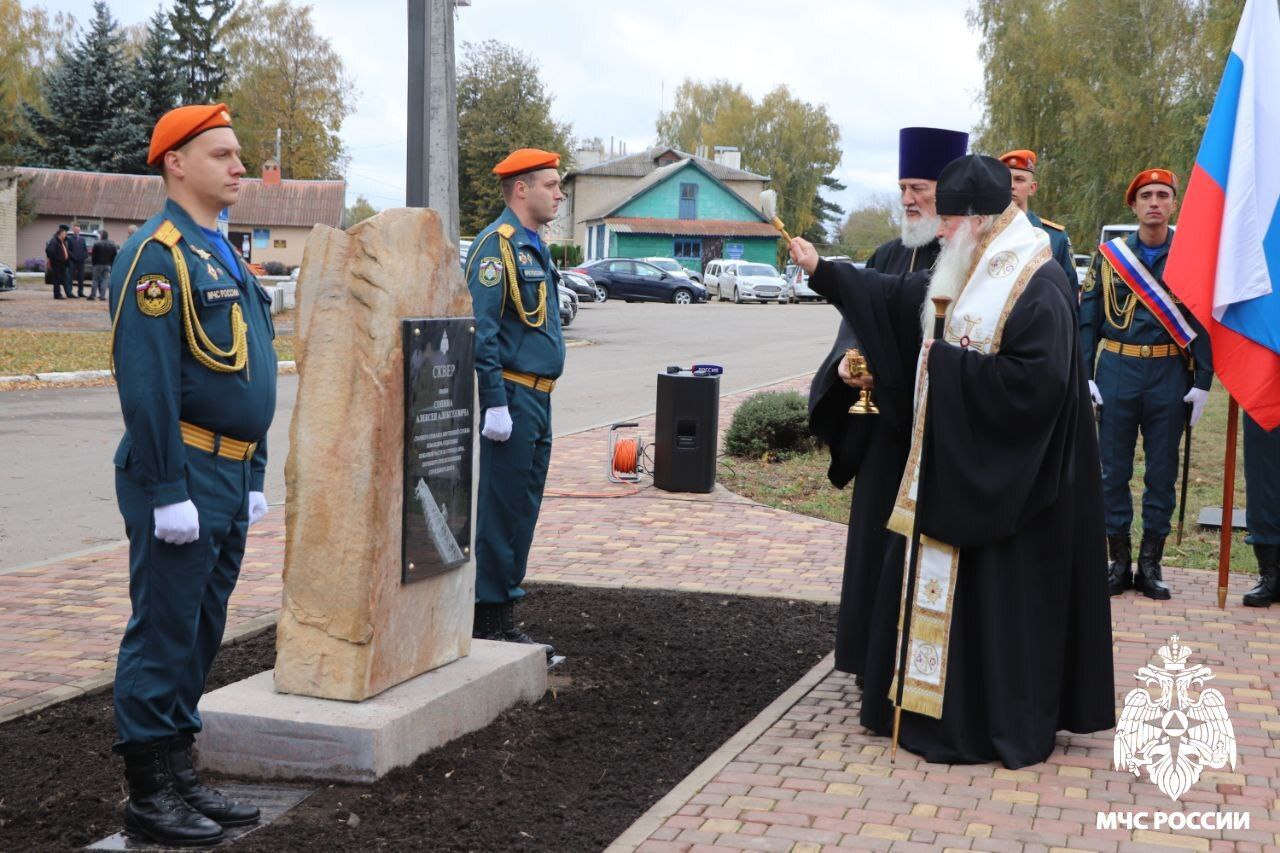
1039, 217, 1065, 232
496, 223, 516, 239
152, 220, 182, 247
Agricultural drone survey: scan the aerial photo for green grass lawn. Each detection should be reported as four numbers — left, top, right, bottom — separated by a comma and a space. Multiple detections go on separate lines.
720, 388, 1254, 573
0, 329, 296, 375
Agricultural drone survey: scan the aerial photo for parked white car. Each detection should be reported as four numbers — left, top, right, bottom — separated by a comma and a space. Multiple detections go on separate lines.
783, 255, 857, 302
638, 257, 696, 282
703, 259, 727, 298
716, 260, 786, 303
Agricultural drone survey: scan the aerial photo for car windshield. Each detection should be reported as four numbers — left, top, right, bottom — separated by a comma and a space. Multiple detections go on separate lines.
647, 259, 679, 271
739, 264, 778, 277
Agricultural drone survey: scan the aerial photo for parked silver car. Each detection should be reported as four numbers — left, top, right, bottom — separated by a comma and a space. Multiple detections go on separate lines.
715, 260, 786, 303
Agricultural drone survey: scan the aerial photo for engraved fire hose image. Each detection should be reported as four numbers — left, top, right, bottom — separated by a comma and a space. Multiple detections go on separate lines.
414, 477, 465, 565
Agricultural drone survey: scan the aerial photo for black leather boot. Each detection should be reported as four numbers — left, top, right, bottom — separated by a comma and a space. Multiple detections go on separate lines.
500, 602, 555, 660
167, 735, 260, 827
1244, 543, 1280, 607
1107, 533, 1132, 596
122, 743, 224, 846
1135, 531, 1172, 600
473, 603, 504, 640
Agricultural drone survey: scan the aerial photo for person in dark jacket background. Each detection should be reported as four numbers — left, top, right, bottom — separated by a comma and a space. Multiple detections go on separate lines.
67, 223, 89, 297
44, 224, 72, 299
91, 229, 119, 301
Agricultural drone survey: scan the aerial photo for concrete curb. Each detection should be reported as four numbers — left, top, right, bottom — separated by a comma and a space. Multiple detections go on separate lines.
0, 362, 297, 388
605, 651, 836, 852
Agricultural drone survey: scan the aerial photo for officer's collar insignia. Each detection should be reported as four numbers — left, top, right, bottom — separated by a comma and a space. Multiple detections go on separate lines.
135, 274, 173, 317
478, 257, 502, 287
207, 262, 221, 280
191, 246, 212, 260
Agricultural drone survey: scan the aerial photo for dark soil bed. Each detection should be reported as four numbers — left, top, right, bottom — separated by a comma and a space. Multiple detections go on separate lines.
0, 585, 835, 852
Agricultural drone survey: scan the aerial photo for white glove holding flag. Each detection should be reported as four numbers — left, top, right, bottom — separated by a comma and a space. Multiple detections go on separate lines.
482, 405, 513, 442
1088, 380, 1103, 407
248, 491, 269, 525
1183, 387, 1209, 427
154, 500, 200, 545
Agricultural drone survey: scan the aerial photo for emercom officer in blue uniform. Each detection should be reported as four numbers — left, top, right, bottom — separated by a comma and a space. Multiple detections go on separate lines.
999, 149, 1078, 290
465, 148, 566, 658
1080, 168, 1213, 601
108, 103, 274, 846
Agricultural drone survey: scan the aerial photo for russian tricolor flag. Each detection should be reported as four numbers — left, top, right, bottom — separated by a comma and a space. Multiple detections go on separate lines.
1166, 0, 1280, 430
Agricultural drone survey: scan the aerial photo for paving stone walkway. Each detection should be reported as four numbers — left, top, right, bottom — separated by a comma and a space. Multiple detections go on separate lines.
2, 374, 1278, 852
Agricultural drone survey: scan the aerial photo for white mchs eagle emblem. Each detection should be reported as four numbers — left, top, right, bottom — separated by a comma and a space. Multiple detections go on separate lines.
1114, 634, 1237, 801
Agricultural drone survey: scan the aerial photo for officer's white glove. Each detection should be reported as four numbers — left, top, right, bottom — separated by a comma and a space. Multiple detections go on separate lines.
154, 500, 200, 545
1088, 380, 1103, 407
248, 491, 268, 526
1184, 387, 1210, 427
482, 405, 513, 442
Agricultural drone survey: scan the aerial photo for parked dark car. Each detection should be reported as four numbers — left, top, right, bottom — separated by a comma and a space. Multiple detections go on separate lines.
0, 262, 14, 293
559, 269, 598, 302
570, 258, 707, 304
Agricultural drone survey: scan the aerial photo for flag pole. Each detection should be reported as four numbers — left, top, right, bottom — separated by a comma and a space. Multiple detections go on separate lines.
1218, 397, 1240, 609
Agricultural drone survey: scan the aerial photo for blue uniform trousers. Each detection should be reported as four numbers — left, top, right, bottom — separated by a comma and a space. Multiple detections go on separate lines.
1096, 349, 1188, 536
113, 446, 250, 751
475, 382, 552, 604
1244, 414, 1280, 545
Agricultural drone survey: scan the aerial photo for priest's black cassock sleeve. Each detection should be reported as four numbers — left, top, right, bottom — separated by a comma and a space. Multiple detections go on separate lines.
807, 240, 938, 677
807, 257, 1114, 769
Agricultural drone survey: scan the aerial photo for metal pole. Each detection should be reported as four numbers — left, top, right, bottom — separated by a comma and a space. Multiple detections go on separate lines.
1217, 397, 1239, 609
406, 0, 459, 244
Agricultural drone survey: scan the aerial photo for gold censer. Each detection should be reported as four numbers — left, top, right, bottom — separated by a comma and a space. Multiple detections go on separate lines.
844, 348, 878, 415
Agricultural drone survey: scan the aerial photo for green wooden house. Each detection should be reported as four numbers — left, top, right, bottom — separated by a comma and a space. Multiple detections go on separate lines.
576, 155, 779, 275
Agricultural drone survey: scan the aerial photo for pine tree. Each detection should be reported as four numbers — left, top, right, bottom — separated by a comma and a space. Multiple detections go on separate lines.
20, 1, 136, 172
169, 0, 235, 103
136, 8, 180, 127
107, 8, 181, 173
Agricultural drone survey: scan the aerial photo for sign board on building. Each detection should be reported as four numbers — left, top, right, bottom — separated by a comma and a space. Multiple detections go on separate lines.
725, 242, 744, 260
253, 228, 270, 249
216, 207, 229, 238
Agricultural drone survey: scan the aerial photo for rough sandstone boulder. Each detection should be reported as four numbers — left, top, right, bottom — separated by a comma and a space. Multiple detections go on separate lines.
275, 208, 474, 701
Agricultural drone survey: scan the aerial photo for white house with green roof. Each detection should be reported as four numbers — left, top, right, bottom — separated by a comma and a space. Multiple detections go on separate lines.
555, 146, 779, 274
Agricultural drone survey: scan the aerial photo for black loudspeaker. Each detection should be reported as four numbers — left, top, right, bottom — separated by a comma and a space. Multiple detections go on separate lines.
654, 372, 719, 493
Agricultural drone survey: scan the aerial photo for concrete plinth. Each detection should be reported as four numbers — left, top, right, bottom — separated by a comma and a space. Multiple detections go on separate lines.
196, 640, 546, 783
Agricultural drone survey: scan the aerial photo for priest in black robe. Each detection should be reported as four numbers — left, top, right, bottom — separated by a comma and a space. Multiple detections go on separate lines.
792, 154, 1114, 769
808, 127, 969, 680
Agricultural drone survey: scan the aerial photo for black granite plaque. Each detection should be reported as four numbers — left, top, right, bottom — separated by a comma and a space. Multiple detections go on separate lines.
402, 317, 475, 584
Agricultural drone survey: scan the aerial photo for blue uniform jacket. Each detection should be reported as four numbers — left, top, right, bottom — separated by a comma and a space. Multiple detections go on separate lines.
1027, 210, 1078, 291
1079, 229, 1213, 391
108, 199, 278, 505
464, 206, 565, 410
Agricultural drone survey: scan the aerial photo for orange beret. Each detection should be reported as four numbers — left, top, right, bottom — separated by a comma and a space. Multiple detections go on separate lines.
1126, 168, 1178, 205
492, 148, 560, 179
147, 103, 233, 167
998, 149, 1037, 173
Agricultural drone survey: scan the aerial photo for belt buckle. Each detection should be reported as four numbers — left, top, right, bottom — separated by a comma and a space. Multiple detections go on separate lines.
1139, 344, 1152, 358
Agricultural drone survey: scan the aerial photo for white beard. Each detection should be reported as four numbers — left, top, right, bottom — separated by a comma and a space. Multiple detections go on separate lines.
901, 211, 941, 249
921, 217, 984, 339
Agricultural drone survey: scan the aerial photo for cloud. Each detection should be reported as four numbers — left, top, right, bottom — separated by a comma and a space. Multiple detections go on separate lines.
41, 0, 985, 221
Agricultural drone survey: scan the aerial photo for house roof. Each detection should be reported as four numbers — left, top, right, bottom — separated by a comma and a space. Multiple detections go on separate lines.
568, 145, 768, 182
16, 167, 345, 228
584, 158, 769, 224
602, 217, 781, 238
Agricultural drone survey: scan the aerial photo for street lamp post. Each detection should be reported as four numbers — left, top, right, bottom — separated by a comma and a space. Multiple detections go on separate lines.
407, 0, 463, 244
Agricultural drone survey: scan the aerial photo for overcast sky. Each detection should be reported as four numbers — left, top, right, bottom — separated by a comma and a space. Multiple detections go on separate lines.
47, 0, 986, 221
